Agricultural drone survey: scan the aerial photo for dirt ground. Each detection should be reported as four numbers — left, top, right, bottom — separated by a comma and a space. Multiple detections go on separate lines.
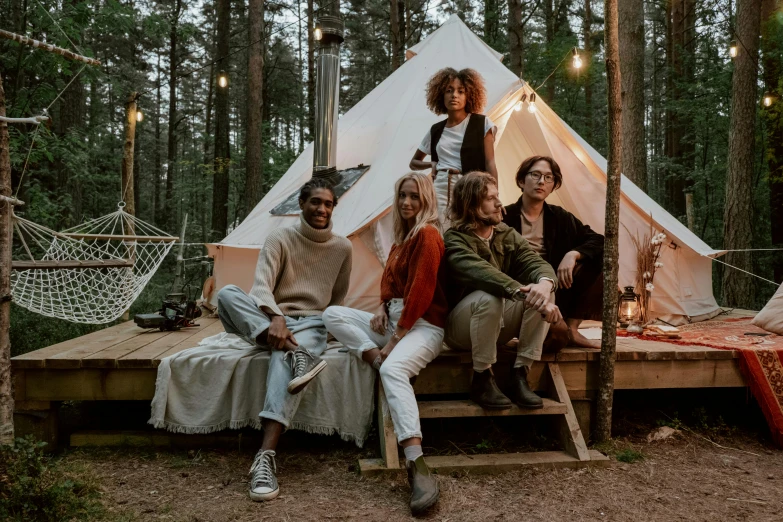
59, 395, 783, 522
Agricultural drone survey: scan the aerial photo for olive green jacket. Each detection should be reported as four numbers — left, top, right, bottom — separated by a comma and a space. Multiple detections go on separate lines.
443, 223, 558, 307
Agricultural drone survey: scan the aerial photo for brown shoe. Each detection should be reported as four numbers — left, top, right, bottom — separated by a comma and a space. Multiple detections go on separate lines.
406, 456, 439, 515
470, 369, 512, 410
510, 366, 543, 409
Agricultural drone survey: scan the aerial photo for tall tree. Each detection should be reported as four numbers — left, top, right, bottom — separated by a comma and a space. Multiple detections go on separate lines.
211, 0, 231, 241
0, 72, 13, 445
507, 0, 538, 77
761, 0, 783, 283
245, 0, 265, 217
619, 0, 646, 191
307, 0, 315, 140
165, 0, 183, 230
722, 0, 762, 307
582, 0, 594, 143
390, 0, 401, 70
596, 0, 622, 443
484, 0, 501, 49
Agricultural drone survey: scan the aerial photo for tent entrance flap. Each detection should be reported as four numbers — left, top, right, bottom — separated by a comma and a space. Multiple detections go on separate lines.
270, 165, 372, 215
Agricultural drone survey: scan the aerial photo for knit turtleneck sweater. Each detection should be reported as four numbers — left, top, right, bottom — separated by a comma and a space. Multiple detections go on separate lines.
249, 215, 353, 317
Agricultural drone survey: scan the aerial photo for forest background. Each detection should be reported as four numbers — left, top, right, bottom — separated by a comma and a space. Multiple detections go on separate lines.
1, 0, 781, 354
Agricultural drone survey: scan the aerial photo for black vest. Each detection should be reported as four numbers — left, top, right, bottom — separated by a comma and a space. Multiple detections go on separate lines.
430, 113, 487, 173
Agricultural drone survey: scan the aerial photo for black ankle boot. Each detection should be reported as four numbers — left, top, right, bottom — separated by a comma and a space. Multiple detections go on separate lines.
470, 369, 512, 410
406, 456, 439, 515
511, 366, 543, 409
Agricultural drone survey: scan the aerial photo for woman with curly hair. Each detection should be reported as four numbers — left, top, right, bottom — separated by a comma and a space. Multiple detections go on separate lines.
323, 172, 447, 515
409, 67, 498, 218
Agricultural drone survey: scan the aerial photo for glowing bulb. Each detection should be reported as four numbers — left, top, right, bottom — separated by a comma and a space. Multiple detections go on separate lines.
572, 48, 583, 69
218, 71, 228, 88
135, 110, 143, 122
314, 27, 323, 41
527, 93, 537, 114
729, 40, 738, 58
514, 101, 522, 112
764, 95, 773, 107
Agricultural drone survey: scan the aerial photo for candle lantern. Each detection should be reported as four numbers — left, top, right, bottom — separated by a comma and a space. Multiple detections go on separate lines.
618, 286, 640, 327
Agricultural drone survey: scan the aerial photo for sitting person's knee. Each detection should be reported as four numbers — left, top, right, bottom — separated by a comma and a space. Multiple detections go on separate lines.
472, 291, 503, 313
217, 284, 242, 307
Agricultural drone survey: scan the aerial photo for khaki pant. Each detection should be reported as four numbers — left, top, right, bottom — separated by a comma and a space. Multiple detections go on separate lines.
444, 290, 552, 370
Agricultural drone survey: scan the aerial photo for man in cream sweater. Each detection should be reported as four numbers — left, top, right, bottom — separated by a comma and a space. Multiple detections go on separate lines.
216, 178, 352, 502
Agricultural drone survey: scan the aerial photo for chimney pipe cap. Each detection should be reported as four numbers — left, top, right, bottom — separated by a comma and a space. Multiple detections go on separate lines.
315, 14, 344, 45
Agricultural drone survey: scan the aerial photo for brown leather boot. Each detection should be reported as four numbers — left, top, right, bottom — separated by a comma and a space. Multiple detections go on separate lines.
511, 366, 543, 409
470, 369, 512, 410
406, 456, 439, 515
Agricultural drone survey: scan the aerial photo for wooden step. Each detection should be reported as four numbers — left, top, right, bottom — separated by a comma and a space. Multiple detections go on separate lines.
418, 398, 566, 418
359, 450, 610, 476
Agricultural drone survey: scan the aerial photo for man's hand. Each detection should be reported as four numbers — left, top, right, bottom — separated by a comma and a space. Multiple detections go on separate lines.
379, 338, 398, 362
540, 302, 562, 324
370, 304, 389, 335
267, 315, 298, 351
557, 251, 580, 289
519, 279, 554, 312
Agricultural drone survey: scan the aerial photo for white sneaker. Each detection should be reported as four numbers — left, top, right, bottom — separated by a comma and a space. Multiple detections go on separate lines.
248, 449, 279, 501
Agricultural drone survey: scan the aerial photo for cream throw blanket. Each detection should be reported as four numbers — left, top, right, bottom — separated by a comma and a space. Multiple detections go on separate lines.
149, 332, 376, 447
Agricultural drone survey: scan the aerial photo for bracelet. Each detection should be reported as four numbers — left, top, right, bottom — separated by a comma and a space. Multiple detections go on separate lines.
392, 332, 403, 343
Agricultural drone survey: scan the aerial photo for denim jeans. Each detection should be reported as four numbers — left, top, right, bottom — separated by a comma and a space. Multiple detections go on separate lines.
444, 290, 552, 370
216, 284, 328, 428
322, 299, 444, 443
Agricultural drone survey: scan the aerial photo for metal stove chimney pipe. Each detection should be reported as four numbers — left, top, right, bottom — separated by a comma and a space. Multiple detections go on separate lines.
312, 14, 344, 178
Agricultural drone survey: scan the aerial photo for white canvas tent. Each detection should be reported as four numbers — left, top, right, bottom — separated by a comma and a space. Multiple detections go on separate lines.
209, 15, 724, 324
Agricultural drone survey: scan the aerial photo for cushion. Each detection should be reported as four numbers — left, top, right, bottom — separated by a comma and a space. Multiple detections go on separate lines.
752, 282, 783, 335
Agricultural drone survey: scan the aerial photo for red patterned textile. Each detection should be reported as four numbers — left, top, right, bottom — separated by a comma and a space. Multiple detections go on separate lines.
623, 318, 783, 446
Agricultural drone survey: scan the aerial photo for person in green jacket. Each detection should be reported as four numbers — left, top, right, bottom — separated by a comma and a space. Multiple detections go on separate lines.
443, 171, 561, 410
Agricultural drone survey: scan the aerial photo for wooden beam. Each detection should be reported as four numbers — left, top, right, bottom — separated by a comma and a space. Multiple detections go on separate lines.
548, 363, 591, 461
0, 115, 49, 125
377, 382, 400, 469
12, 259, 134, 270
61, 233, 178, 242
418, 398, 566, 418
0, 29, 101, 66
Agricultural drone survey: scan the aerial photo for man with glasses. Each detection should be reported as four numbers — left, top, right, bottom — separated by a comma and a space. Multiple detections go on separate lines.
443, 171, 561, 411
503, 156, 605, 350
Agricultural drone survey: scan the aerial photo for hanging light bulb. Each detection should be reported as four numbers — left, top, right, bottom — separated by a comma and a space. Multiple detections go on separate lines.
729, 40, 738, 58
314, 26, 323, 41
527, 93, 537, 114
218, 70, 228, 88
572, 47, 583, 69
514, 101, 523, 111
135, 109, 144, 122
763, 92, 776, 107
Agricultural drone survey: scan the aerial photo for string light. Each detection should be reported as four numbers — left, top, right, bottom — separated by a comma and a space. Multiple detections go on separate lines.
314, 26, 323, 41
729, 40, 738, 58
135, 109, 143, 122
763, 92, 775, 107
527, 93, 537, 114
572, 48, 583, 69
218, 70, 228, 88
514, 101, 522, 111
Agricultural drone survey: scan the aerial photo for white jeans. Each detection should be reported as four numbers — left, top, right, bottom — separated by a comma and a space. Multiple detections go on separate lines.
322, 300, 444, 442
434, 171, 461, 224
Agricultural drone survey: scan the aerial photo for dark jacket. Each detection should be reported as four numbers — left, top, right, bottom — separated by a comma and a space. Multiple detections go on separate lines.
430, 113, 486, 173
443, 222, 558, 307
502, 197, 604, 270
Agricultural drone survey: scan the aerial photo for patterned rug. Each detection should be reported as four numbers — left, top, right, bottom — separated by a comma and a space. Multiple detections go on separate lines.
624, 318, 783, 446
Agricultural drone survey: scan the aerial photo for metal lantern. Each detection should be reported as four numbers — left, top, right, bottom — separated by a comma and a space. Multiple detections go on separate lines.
619, 286, 640, 327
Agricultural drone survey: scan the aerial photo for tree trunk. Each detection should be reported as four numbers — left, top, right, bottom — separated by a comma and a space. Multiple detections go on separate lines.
583, 0, 593, 143
544, 0, 555, 101
211, 0, 231, 242
165, 0, 183, 230
245, 0, 265, 217
507, 0, 524, 77
390, 0, 401, 70
619, 0, 646, 191
595, 0, 622, 444
307, 0, 315, 140
484, 0, 499, 49
722, 0, 761, 307
761, 0, 783, 283
122, 93, 137, 217
0, 72, 14, 445
154, 52, 163, 224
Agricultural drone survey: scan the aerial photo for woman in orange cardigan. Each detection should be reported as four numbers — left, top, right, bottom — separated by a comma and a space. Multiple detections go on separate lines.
323, 172, 446, 516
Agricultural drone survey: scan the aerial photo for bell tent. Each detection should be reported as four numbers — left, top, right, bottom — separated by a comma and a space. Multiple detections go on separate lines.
208, 15, 724, 325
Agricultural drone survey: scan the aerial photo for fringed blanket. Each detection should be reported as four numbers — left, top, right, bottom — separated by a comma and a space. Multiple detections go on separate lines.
149, 333, 376, 447
623, 318, 783, 446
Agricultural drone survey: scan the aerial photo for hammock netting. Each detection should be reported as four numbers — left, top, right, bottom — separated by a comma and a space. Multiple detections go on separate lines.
10, 205, 176, 324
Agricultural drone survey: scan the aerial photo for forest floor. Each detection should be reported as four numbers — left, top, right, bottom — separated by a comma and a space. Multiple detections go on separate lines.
53, 389, 782, 522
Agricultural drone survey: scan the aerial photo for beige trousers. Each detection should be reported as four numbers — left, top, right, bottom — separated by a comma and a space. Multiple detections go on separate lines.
444, 290, 552, 370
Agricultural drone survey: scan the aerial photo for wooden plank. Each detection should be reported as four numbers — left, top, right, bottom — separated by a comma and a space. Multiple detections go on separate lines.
69, 430, 266, 449
19, 369, 157, 401
117, 318, 220, 368
377, 382, 400, 469
418, 398, 566, 418
11, 321, 139, 369
61, 233, 178, 242
547, 363, 590, 461
359, 450, 610, 476
45, 322, 145, 369
12, 259, 133, 270
81, 329, 174, 368
152, 319, 225, 364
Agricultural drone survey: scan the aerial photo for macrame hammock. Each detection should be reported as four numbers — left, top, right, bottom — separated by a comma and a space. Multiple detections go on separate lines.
10, 202, 177, 324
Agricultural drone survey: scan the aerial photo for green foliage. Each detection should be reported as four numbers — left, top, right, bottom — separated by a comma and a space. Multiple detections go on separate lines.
0, 437, 105, 522
615, 447, 645, 464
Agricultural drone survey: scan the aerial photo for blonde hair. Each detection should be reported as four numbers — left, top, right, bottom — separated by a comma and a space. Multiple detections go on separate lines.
393, 172, 442, 244
448, 171, 497, 232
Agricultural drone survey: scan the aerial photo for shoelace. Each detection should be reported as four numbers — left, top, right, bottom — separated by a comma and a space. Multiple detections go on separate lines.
249, 450, 277, 488
285, 349, 312, 376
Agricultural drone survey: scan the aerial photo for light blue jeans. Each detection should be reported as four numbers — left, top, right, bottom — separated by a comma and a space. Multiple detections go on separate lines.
216, 284, 328, 428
